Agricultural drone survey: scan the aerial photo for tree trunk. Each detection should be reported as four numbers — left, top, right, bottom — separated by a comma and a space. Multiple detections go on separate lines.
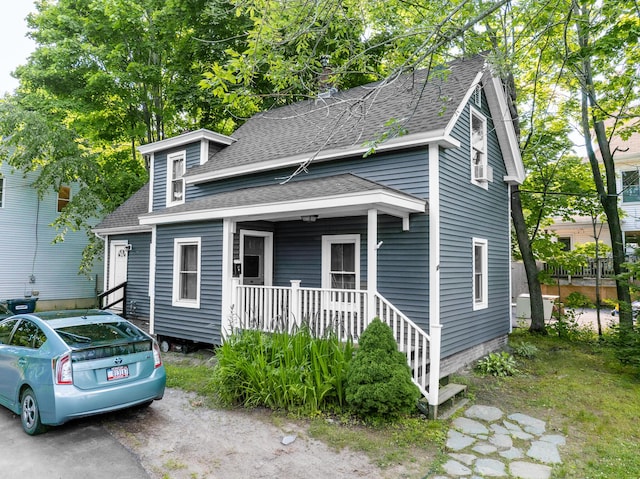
512, 185, 547, 333
501, 72, 547, 333
574, 1, 633, 329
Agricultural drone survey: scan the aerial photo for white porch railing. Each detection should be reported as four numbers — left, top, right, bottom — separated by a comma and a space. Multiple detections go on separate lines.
230, 280, 432, 399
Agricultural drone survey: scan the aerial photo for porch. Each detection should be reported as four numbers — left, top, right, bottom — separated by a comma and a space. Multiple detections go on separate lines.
228, 280, 439, 402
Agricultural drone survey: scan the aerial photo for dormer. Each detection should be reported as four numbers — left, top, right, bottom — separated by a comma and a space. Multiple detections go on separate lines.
138, 129, 235, 212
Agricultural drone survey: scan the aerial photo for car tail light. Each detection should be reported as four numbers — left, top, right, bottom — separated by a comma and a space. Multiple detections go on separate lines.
54, 353, 73, 385
152, 341, 163, 369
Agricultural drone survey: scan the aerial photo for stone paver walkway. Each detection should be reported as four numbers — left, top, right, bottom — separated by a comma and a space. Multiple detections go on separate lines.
434, 405, 564, 479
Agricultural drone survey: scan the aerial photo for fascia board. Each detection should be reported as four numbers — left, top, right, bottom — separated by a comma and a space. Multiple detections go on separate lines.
139, 190, 426, 226
92, 225, 152, 236
185, 131, 459, 185
443, 70, 485, 137
138, 129, 236, 155
484, 74, 526, 184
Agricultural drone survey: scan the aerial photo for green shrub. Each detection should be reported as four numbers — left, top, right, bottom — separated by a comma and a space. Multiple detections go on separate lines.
565, 291, 594, 309
475, 351, 519, 377
511, 341, 539, 359
547, 310, 597, 342
606, 324, 640, 368
345, 318, 420, 420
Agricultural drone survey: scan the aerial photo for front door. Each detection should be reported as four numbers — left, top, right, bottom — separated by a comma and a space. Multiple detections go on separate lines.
108, 241, 129, 311
240, 231, 273, 286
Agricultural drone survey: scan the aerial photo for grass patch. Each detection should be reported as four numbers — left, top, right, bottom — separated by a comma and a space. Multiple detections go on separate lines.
464, 329, 640, 478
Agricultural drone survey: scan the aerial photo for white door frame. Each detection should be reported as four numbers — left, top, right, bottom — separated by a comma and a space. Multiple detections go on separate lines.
239, 230, 273, 286
108, 240, 129, 311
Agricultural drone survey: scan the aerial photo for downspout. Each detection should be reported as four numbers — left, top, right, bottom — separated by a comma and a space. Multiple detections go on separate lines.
428, 143, 443, 410
149, 225, 157, 335
508, 184, 513, 333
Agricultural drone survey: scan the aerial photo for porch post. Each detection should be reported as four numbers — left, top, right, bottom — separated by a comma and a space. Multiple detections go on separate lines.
221, 218, 235, 340
290, 280, 301, 331
367, 208, 378, 321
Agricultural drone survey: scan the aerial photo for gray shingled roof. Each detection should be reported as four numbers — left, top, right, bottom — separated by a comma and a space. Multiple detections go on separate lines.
93, 183, 150, 232
139, 173, 424, 220
186, 55, 486, 179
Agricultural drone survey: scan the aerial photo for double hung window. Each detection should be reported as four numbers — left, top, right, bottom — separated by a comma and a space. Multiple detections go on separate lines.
471, 109, 488, 183
173, 237, 200, 308
167, 151, 186, 206
473, 238, 488, 310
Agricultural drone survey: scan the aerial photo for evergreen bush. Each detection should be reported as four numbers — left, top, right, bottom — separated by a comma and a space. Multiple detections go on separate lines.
345, 318, 420, 420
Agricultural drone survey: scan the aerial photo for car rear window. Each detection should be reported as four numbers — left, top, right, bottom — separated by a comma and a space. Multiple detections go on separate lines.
55, 321, 151, 361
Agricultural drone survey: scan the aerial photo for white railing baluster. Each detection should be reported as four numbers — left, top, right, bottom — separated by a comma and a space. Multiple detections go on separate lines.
230, 282, 431, 400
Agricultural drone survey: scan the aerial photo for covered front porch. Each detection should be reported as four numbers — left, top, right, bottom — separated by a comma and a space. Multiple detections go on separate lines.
209, 174, 437, 402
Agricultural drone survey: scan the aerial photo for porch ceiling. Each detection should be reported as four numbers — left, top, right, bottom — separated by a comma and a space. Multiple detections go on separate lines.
139, 173, 427, 225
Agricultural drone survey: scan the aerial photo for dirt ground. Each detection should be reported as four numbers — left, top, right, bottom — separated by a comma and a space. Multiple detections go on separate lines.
103, 353, 427, 479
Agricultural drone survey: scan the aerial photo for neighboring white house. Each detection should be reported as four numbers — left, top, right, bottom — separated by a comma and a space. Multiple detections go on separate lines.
0, 162, 103, 310
545, 123, 640, 301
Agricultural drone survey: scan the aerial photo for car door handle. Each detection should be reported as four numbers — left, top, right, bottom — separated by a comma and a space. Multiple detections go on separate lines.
18, 358, 27, 367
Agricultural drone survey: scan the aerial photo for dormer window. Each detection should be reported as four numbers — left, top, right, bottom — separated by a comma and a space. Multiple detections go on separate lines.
167, 151, 186, 206
471, 108, 489, 185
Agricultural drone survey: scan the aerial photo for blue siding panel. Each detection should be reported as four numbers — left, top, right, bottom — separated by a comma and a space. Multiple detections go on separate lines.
438, 92, 511, 358
154, 221, 223, 344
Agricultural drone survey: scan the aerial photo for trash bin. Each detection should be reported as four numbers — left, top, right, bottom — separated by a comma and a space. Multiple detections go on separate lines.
5, 298, 38, 314
515, 294, 557, 321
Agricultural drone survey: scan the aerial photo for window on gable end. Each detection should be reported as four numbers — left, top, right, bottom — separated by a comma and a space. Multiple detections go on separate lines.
57, 185, 71, 212
472, 238, 488, 310
167, 151, 186, 206
473, 84, 482, 107
470, 108, 489, 184
172, 237, 201, 308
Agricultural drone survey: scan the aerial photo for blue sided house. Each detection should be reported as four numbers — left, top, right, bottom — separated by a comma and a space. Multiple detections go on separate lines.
0, 163, 103, 311
93, 55, 525, 412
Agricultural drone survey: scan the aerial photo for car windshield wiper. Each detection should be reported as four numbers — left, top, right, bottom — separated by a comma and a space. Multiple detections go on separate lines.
57, 330, 92, 344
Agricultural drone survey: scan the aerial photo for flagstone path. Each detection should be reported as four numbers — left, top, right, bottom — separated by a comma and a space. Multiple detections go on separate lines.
434, 405, 564, 479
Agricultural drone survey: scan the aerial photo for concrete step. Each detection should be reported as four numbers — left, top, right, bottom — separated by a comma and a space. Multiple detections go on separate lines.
417, 383, 468, 419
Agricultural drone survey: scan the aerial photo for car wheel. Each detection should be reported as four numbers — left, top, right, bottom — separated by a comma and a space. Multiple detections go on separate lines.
21, 387, 46, 436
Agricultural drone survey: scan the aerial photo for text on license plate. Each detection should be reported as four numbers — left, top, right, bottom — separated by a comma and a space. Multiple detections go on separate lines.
107, 365, 129, 381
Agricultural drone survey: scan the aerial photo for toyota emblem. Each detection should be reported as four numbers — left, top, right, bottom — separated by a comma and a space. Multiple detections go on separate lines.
114, 357, 123, 365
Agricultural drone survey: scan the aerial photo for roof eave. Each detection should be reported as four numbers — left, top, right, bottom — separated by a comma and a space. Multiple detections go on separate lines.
137, 129, 236, 155
139, 189, 427, 226
92, 224, 152, 236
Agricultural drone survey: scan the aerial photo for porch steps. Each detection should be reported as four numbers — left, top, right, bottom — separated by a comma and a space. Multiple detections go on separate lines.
417, 382, 468, 420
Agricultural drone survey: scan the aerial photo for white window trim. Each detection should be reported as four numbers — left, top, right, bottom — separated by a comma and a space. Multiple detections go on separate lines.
321, 234, 360, 290
472, 237, 488, 310
166, 150, 186, 207
470, 107, 489, 189
172, 237, 201, 308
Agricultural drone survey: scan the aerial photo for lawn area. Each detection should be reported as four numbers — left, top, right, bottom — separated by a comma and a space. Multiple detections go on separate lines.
163, 328, 640, 478
458, 328, 640, 478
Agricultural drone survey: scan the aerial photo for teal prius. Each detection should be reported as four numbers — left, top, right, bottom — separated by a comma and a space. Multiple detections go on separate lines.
0, 310, 166, 435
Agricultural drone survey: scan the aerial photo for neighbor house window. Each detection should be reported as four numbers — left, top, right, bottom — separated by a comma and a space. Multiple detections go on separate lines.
322, 235, 360, 290
558, 237, 571, 251
472, 238, 488, 310
167, 151, 186, 206
470, 108, 488, 184
622, 170, 640, 203
0, 177, 4, 208
57, 186, 71, 212
172, 237, 200, 308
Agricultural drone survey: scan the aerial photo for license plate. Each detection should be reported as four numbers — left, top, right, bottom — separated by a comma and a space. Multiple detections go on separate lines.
107, 365, 129, 381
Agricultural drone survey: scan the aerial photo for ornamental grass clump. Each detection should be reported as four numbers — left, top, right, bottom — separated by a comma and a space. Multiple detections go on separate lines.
345, 318, 420, 421
212, 327, 354, 412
